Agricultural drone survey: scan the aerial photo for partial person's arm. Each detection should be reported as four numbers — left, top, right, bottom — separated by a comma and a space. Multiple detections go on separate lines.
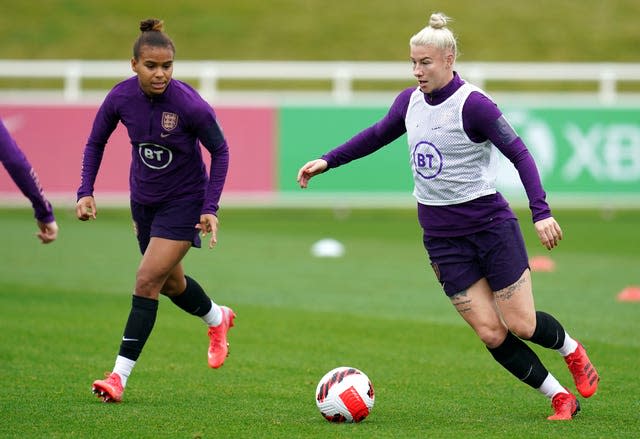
0, 119, 55, 224
0, 119, 58, 243
298, 88, 412, 188
76, 97, 119, 221
320, 88, 412, 169
462, 92, 551, 222
462, 92, 562, 249
197, 115, 229, 248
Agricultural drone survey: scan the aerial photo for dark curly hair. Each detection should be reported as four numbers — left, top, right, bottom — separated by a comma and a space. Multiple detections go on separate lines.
132, 18, 175, 59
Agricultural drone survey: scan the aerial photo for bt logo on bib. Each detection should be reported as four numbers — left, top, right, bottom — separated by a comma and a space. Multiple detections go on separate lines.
412, 141, 443, 179
138, 143, 173, 170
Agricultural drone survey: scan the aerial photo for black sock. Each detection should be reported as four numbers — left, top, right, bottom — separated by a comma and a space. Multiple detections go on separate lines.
528, 311, 566, 349
169, 275, 212, 317
488, 331, 549, 389
118, 295, 158, 361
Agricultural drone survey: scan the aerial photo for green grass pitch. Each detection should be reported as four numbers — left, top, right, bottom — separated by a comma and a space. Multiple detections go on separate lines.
1, 206, 639, 438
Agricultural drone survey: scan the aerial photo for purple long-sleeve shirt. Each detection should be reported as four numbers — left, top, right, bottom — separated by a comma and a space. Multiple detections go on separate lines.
77, 77, 229, 215
321, 72, 551, 237
0, 118, 55, 223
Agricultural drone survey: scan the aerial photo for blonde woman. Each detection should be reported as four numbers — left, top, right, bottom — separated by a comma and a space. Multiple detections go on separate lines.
297, 12, 598, 420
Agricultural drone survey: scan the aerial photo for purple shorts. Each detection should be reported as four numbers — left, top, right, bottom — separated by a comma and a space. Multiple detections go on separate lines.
423, 218, 530, 297
131, 198, 202, 254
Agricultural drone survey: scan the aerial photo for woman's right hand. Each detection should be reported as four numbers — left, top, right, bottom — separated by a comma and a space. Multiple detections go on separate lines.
36, 220, 59, 243
76, 196, 97, 221
296, 159, 328, 188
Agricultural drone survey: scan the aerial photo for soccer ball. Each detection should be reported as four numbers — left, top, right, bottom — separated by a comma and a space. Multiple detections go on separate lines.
315, 366, 375, 423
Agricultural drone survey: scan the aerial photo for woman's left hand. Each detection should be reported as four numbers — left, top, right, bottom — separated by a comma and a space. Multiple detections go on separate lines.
534, 216, 563, 250
196, 213, 219, 249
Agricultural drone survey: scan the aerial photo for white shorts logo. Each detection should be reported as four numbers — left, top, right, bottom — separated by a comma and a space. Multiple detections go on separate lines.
138, 143, 173, 169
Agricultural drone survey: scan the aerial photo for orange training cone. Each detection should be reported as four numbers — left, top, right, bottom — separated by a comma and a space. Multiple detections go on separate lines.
529, 256, 556, 272
617, 286, 640, 302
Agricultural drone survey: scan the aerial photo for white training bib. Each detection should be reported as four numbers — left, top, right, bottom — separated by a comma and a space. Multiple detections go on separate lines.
405, 84, 499, 205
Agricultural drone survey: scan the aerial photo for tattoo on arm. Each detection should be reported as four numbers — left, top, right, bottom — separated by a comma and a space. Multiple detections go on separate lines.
495, 276, 527, 301
451, 290, 472, 314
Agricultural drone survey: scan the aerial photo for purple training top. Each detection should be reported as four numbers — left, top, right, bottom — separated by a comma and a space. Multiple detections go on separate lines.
321, 72, 551, 237
0, 118, 55, 223
77, 76, 229, 215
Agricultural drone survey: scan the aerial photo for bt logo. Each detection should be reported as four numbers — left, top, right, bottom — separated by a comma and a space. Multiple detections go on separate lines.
138, 143, 173, 170
412, 141, 443, 179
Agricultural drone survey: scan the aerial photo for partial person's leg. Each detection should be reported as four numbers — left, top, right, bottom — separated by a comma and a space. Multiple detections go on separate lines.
161, 262, 235, 368
452, 277, 550, 387
428, 229, 556, 393
134, 238, 192, 299
529, 309, 599, 397
451, 276, 577, 419
494, 270, 580, 419
117, 237, 190, 366
497, 270, 599, 398
163, 265, 221, 325
93, 238, 191, 402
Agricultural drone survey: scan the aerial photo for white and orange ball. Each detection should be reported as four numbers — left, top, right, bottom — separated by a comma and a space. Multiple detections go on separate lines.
315, 366, 375, 423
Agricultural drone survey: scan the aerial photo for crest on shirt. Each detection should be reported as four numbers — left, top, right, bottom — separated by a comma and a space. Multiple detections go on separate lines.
161, 112, 179, 131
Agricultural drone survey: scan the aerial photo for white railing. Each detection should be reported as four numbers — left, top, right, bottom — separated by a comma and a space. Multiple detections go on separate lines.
1, 60, 639, 104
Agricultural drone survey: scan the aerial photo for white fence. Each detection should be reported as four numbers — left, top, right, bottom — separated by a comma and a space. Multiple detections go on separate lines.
1, 60, 639, 104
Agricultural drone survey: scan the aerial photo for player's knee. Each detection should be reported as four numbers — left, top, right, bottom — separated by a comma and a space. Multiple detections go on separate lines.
508, 320, 536, 340
134, 270, 162, 298
476, 326, 508, 349
160, 275, 186, 297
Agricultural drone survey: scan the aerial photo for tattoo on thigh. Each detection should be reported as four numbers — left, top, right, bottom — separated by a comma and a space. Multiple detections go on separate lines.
495, 276, 527, 301
451, 290, 472, 314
